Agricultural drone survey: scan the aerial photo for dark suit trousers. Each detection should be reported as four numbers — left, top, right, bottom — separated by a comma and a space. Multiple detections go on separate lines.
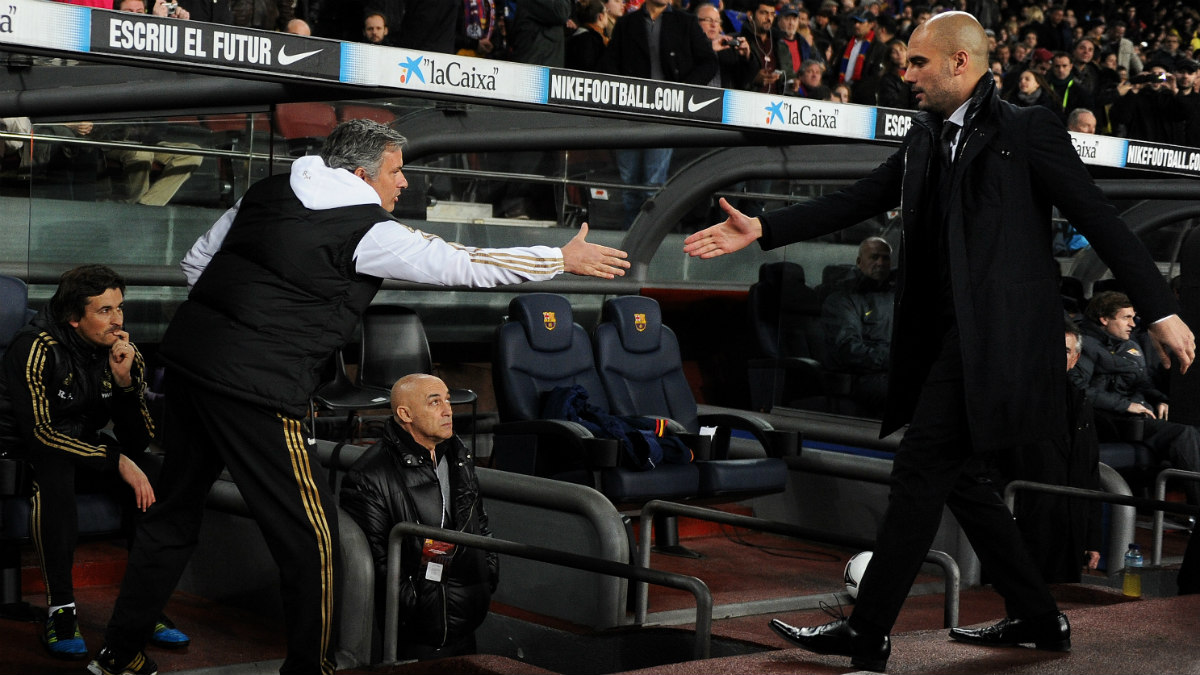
849, 327, 1058, 636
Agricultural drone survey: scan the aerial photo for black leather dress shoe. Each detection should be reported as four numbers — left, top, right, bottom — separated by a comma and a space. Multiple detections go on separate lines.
769, 617, 891, 672
948, 612, 1071, 651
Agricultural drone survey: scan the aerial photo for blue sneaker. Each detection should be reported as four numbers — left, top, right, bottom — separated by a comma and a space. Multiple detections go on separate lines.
148, 615, 190, 649
43, 606, 88, 660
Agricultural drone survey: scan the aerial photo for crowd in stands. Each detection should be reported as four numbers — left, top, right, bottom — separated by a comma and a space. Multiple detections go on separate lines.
50, 0, 1200, 143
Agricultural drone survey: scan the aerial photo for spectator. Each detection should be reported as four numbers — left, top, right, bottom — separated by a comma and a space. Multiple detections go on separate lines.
812, 0, 840, 48
874, 39, 915, 109
1070, 37, 1102, 97
229, 0, 291, 30
792, 6, 821, 65
1149, 31, 1185, 68
603, 0, 623, 39
1030, 47, 1053, 76
1006, 68, 1059, 113
1071, 291, 1200, 509
1108, 20, 1144, 76
777, 7, 808, 93
286, 17, 311, 35
851, 13, 897, 104
457, 0, 499, 58
993, 42, 1010, 71
119, 0, 191, 19
335, 0, 459, 53
511, 0, 572, 66
108, 0, 204, 207
830, 81, 851, 103
0, 116, 30, 165
90, 119, 629, 675
1109, 63, 1186, 143
1176, 58, 1200, 147
998, 318, 1102, 584
602, 0, 715, 225
1041, 5, 1072, 52
737, 1, 782, 94
820, 236, 894, 417
340, 374, 497, 660
1066, 107, 1097, 134
837, 12, 875, 91
1047, 50, 1095, 121
695, 2, 750, 89
362, 11, 392, 46
565, 0, 608, 71
177, 0, 230, 24
0, 265, 189, 660
41, 121, 103, 202
794, 58, 827, 99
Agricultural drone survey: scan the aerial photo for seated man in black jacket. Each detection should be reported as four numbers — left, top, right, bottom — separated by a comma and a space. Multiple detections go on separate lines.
1072, 291, 1200, 508
340, 373, 497, 660
821, 236, 895, 416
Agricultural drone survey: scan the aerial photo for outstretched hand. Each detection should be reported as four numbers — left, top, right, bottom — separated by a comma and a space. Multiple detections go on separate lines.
1147, 314, 1195, 375
561, 222, 630, 279
682, 198, 763, 259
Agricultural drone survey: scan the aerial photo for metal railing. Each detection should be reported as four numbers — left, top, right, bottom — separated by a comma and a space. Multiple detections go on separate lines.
634, 500, 961, 629
1152, 468, 1200, 565
1003, 477, 1200, 572
384, 521, 715, 662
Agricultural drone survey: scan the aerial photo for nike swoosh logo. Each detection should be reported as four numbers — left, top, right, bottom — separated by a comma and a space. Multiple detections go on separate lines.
278, 46, 322, 66
687, 96, 721, 112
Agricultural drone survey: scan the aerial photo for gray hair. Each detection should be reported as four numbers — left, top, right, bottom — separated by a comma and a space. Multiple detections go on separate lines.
319, 119, 407, 179
1064, 317, 1082, 355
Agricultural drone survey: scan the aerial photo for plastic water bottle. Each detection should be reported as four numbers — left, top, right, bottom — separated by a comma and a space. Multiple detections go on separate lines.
1122, 543, 1143, 598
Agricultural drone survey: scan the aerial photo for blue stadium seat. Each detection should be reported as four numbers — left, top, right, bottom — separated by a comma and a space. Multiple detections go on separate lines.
490, 293, 700, 503
592, 295, 790, 499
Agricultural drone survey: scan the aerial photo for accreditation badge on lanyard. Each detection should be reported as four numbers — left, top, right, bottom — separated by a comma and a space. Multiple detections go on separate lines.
421, 538, 457, 582
421, 467, 456, 582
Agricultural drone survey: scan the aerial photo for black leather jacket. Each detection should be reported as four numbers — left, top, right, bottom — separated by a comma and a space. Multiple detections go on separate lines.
0, 311, 151, 466
340, 419, 497, 648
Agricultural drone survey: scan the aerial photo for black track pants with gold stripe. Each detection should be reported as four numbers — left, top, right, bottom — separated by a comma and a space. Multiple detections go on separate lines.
106, 377, 340, 675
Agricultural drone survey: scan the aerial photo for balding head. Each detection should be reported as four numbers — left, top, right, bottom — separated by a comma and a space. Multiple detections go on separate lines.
857, 237, 892, 282
391, 373, 454, 454
904, 11, 990, 116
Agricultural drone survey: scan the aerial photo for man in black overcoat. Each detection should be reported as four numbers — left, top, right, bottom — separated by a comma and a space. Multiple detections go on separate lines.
684, 11, 1195, 672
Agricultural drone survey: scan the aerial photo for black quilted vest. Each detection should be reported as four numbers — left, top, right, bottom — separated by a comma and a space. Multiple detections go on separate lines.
160, 174, 389, 416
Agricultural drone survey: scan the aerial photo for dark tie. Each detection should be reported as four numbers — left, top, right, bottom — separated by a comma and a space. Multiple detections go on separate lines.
941, 121, 960, 166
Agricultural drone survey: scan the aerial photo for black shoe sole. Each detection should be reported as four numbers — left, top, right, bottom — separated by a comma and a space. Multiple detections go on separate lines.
949, 633, 1071, 652
769, 621, 888, 672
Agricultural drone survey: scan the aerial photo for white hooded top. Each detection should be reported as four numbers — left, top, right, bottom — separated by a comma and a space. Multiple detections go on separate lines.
181, 155, 565, 289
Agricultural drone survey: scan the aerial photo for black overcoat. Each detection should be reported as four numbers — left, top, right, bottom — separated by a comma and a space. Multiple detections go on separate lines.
758, 76, 1178, 452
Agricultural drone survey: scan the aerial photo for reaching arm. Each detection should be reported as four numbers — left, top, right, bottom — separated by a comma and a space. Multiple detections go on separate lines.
181, 201, 240, 289
683, 198, 763, 259
354, 221, 628, 285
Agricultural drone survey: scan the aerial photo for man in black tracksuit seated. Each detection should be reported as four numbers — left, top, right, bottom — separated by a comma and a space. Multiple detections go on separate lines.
0, 264, 187, 660
340, 373, 497, 660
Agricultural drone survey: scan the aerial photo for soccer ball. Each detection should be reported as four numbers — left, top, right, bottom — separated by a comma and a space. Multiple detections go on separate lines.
844, 551, 873, 600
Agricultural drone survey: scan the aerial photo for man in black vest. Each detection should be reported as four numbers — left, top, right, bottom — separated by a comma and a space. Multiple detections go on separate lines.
91, 119, 629, 675
684, 12, 1194, 672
